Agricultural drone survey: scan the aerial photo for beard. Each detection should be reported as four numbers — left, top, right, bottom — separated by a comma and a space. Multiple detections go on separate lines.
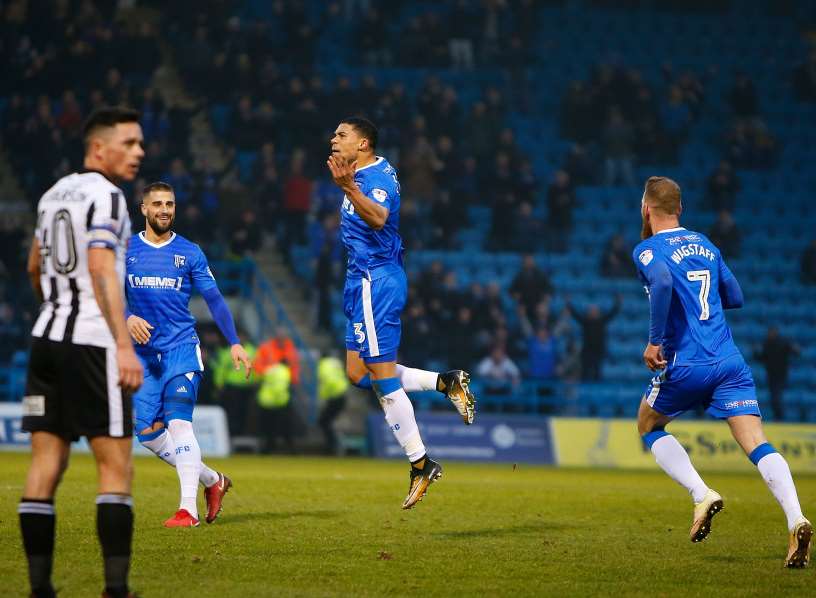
641, 214, 653, 240
147, 213, 174, 235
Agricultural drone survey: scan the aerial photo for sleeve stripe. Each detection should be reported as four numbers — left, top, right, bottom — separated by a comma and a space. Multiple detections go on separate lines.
88, 240, 116, 250
86, 202, 95, 230
110, 192, 120, 219
88, 224, 118, 232
89, 228, 119, 244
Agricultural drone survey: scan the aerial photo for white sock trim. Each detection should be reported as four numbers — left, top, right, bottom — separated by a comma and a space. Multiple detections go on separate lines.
396, 364, 439, 392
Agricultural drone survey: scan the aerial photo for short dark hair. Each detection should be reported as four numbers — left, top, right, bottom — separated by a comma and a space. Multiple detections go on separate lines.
341, 116, 378, 150
142, 181, 174, 202
82, 106, 141, 147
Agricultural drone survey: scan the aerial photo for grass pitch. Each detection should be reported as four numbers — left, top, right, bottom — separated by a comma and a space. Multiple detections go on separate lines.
1, 453, 814, 597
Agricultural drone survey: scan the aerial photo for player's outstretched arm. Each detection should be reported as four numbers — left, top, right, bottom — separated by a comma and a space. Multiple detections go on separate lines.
26, 236, 43, 303
200, 286, 251, 379
88, 247, 143, 392
326, 155, 388, 230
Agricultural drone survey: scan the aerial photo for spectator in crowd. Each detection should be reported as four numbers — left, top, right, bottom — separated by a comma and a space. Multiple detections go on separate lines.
519, 310, 559, 383
728, 72, 759, 118
358, 8, 391, 66
476, 344, 521, 394
705, 160, 740, 212
162, 158, 193, 204
708, 209, 742, 258
563, 143, 595, 185
317, 351, 349, 454
446, 306, 480, 371
659, 86, 692, 163
280, 149, 312, 263
560, 81, 595, 142
600, 233, 633, 278
448, 0, 477, 70
512, 202, 544, 253
510, 254, 554, 317
400, 301, 435, 370
793, 48, 816, 102
254, 326, 301, 452
229, 209, 263, 257
602, 108, 636, 187
726, 119, 779, 169
755, 327, 801, 420
514, 158, 538, 204
254, 326, 300, 387
567, 295, 622, 381
211, 332, 258, 437
546, 170, 576, 251
801, 239, 816, 284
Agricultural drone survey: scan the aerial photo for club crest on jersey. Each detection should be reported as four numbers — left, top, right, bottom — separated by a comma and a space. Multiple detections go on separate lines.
639, 249, 654, 266
127, 256, 137, 265
174, 254, 186, 268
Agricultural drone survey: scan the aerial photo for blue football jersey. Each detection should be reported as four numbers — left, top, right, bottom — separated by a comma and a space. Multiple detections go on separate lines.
633, 227, 740, 365
340, 156, 404, 279
125, 232, 218, 354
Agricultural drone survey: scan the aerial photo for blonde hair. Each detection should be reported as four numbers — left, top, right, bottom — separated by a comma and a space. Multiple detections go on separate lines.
644, 176, 681, 215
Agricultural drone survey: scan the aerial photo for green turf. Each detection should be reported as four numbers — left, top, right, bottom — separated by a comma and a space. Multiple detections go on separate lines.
1, 453, 814, 597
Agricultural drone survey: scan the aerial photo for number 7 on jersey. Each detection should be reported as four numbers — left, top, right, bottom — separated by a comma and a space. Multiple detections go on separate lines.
686, 269, 711, 321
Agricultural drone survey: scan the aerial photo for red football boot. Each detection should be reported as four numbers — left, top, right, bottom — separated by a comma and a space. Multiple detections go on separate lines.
204, 472, 232, 524
163, 509, 200, 528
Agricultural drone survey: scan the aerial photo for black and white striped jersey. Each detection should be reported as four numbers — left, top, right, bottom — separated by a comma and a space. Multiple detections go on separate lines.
31, 171, 131, 348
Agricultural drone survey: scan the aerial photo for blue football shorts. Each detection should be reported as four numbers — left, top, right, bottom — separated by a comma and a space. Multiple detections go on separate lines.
343, 267, 407, 364
643, 352, 761, 419
133, 342, 204, 431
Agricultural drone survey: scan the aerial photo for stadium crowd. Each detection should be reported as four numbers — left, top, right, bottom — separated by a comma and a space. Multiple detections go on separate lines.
2, 0, 816, 420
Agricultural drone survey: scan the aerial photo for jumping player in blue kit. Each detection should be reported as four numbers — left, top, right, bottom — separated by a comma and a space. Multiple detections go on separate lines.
327, 117, 477, 509
634, 176, 811, 567
126, 182, 251, 528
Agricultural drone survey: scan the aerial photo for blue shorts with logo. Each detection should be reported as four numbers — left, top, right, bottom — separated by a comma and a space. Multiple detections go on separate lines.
133, 342, 204, 431
343, 266, 407, 363
644, 352, 761, 419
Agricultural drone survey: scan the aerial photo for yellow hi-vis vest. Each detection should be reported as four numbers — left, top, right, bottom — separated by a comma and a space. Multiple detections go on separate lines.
212, 344, 257, 389
257, 363, 291, 409
318, 356, 349, 401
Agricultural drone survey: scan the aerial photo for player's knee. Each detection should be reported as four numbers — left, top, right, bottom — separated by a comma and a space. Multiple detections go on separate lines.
137, 421, 164, 437
167, 418, 194, 436
97, 451, 133, 488
29, 453, 69, 492
347, 367, 371, 389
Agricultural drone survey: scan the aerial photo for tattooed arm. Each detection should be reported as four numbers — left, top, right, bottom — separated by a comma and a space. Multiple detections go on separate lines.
88, 247, 143, 391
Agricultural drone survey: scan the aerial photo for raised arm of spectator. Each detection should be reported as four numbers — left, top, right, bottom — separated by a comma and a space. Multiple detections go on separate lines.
603, 294, 623, 322
516, 304, 534, 338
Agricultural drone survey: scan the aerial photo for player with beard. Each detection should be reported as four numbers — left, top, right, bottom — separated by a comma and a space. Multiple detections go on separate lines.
633, 176, 811, 567
125, 182, 251, 527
